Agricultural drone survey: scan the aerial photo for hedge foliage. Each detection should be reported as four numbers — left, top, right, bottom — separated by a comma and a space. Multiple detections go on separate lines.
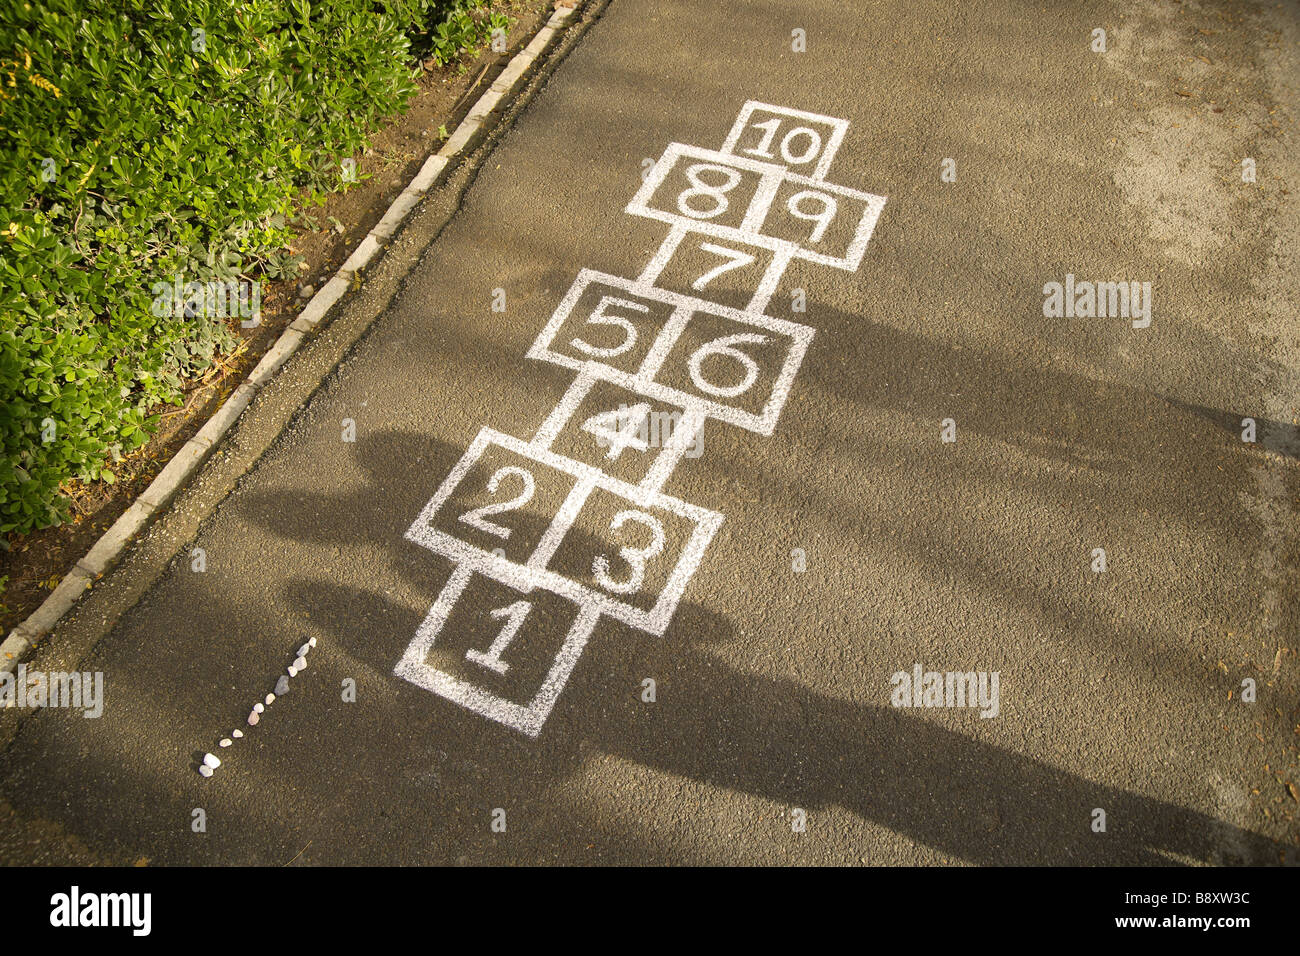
0, 0, 504, 536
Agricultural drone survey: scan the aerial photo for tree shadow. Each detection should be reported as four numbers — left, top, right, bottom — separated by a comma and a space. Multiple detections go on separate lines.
1166, 400, 1300, 461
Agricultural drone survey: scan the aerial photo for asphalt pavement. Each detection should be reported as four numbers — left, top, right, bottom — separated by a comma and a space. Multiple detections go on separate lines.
1, 0, 1298, 865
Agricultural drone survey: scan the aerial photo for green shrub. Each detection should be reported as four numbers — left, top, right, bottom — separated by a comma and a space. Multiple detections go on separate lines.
0, 0, 502, 537
395, 0, 510, 65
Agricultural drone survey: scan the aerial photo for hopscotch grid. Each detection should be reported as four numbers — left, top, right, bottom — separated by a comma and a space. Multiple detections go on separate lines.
527, 270, 815, 434
626, 143, 887, 271
396, 100, 884, 735
537, 269, 816, 345
405, 428, 723, 634
524, 265, 823, 395
526, 351, 794, 435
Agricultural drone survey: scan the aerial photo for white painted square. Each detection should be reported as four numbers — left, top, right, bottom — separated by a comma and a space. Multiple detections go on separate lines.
627, 143, 886, 271
638, 225, 788, 314
394, 564, 601, 737
528, 270, 814, 435
527, 275, 679, 379
719, 101, 850, 180
405, 427, 723, 634
533, 372, 706, 491
628, 143, 785, 241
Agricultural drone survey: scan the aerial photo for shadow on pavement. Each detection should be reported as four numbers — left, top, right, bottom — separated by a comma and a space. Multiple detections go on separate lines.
247, 424, 1288, 865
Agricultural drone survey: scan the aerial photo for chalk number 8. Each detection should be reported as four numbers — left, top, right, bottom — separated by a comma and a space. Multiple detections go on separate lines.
677, 163, 743, 220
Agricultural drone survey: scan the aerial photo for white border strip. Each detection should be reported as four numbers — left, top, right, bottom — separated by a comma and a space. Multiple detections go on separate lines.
0, 2, 579, 674
394, 564, 602, 737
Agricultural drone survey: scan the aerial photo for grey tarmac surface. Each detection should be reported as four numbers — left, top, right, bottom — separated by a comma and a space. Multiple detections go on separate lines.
2, 0, 1299, 866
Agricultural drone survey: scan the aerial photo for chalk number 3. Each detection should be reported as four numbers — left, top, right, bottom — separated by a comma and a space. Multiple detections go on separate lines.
593, 510, 665, 594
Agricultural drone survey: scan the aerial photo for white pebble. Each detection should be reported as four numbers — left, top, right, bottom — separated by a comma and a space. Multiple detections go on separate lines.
219, 738, 232, 748
293, 656, 307, 671
254, 702, 264, 713
266, 693, 276, 705
297, 643, 312, 657
288, 665, 298, 678
248, 711, 260, 726
203, 753, 221, 769
232, 729, 244, 738
199, 765, 213, 777
309, 637, 317, 647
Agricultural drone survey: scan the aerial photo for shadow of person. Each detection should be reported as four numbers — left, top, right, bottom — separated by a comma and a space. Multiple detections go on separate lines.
241, 424, 1289, 866
582, 605, 1289, 866
285, 547, 1288, 866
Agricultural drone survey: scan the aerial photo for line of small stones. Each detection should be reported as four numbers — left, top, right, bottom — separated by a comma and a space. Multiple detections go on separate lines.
199, 636, 316, 777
